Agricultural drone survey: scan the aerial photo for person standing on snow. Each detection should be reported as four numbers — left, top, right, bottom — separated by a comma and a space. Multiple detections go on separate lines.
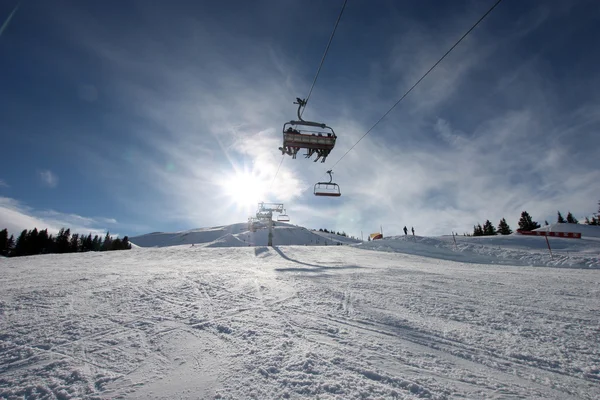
403, 226, 408, 235
411, 227, 415, 236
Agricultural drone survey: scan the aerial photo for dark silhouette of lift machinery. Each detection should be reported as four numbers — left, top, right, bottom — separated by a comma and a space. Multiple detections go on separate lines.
251, 202, 286, 246
280, 98, 337, 164
314, 170, 341, 197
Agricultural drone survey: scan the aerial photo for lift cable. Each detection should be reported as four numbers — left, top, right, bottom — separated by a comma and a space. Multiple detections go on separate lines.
268, 155, 285, 191
328, 0, 504, 170
300, 0, 348, 118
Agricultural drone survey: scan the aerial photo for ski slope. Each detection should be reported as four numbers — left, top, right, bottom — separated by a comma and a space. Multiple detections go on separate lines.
1, 243, 600, 399
130, 223, 361, 248
360, 233, 600, 268
534, 222, 600, 238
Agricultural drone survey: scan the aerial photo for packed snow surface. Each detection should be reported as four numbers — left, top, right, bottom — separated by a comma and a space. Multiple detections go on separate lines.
1, 239, 600, 399
360, 233, 600, 268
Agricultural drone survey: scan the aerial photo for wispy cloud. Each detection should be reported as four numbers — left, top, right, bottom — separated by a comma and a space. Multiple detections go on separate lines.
47, 1, 599, 237
38, 170, 59, 188
0, 197, 117, 236
0, 2, 19, 38
0, 179, 8, 188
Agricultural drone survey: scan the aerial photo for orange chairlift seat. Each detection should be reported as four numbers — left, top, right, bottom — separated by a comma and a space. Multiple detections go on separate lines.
280, 98, 337, 163
314, 170, 341, 197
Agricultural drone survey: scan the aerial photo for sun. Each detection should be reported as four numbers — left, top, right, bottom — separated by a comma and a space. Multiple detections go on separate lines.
220, 168, 267, 209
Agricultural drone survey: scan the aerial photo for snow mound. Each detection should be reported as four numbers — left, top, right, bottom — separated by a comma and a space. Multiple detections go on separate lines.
204, 233, 247, 247
533, 223, 600, 238
130, 222, 250, 247
359, 234, 600, 268
131, 223, 360, 248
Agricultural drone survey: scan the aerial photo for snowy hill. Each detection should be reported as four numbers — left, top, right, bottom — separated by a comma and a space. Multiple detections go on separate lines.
130, 222, 361, 248
129, 222, 600, 268
534, 222, 600, 238
359, 233, 600, 268
1, 245, 599, 399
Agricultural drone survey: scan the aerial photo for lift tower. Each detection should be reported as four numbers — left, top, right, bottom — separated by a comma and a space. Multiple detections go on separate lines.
255, 202, 284, 246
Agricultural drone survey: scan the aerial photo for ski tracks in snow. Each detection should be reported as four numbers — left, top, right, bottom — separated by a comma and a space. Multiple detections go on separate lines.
1, 246, 599, 399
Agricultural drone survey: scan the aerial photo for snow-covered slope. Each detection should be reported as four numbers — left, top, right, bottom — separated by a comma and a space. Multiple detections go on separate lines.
131, 222, 361, 248
1, 246, 599, 399
534, 222, 600, 238
359, 233, 600, 268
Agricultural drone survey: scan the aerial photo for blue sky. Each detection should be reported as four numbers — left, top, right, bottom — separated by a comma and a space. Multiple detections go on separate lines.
1, 0, 599, 238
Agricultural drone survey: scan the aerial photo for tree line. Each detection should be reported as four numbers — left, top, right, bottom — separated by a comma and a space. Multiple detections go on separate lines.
471, 200, 600, 236
317, 228, 348, 237
0, 227, 131, 257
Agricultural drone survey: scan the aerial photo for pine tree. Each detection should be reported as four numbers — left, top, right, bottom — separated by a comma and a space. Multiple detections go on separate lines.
110, 238, 122, 251
81, 234, 93, 252
0, 228, 7, 256
518, 211, 540, 231
38, 229, 50, 254
101, 232, 112, 251
122, 236, 132, 250
566, 212, 578, 224
473, 224, 484, 236
92, 235, 101, 251
27, 228, 39, 255
483, 220, 497, 235
497, 218, 512, 235
6, 235, 14, 255
585, 217, 591, 225
70, 233, 80, 253
14, 230, 28, 257
557, 211, 565, 223
56, 228, 71, 253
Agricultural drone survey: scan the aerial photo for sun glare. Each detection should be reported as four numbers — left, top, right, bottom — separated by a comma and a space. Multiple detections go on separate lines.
221, 169, 267, 209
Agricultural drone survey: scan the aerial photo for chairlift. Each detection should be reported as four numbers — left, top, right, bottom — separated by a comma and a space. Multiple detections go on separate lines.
279, 98, 337, 163
277, 210, 290, 222
314, 170, 341, 197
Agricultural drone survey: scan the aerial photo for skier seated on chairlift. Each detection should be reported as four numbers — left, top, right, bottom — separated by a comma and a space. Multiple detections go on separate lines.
305, 148, 317, 159
314, 149, 330, 163
279, 145, 301, 159
285, 126, 301, 134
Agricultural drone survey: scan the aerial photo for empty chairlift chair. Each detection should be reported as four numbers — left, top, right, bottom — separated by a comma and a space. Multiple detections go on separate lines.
314, 170, 341, 197
277, 210, 290, 222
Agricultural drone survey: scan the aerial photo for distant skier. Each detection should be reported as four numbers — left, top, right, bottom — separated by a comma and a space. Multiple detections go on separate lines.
411, 227, 415, 236
403, 226, 408, 235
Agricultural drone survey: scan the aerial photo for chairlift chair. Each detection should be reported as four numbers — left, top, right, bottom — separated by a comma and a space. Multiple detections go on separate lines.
280, 98, 337, 163
314, 170, 341, 197
277, 210, 290, 222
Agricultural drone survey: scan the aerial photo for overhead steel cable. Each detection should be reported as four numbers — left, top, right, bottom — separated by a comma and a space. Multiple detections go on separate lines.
268, 155, 285, 191
300, 0, 348, 118
328, 0, 504, 170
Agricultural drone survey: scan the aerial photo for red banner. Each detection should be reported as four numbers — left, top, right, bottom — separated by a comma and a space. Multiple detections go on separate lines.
517, 229, 581, 239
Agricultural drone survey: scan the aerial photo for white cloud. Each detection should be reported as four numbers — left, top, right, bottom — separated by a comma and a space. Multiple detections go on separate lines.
0, 197, 117, 237
38, 170, 59, 188
0, 179, 8, 188
51, 2, 599, 237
